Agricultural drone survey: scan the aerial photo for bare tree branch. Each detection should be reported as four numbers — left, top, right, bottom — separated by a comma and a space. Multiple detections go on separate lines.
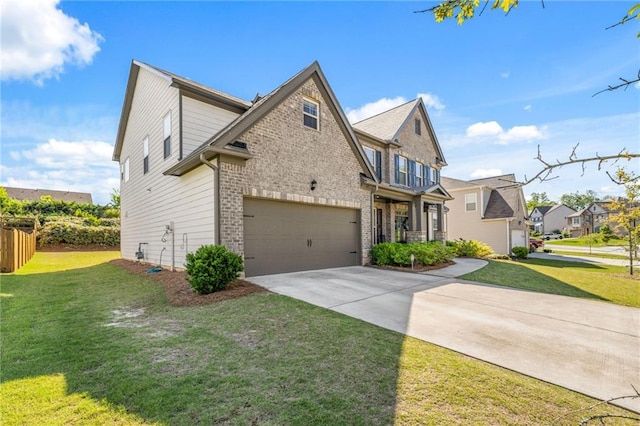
555, 385, 640, 424
593, 70, 640, 97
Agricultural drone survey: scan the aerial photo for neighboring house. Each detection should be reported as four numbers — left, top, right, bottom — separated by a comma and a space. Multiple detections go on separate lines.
351, 99, 452, 244
441, 174, 529, 255
530, 204, 576, 234
529, 205, 552, 233
112, 60, 450, 277
567, 200, 614, 237
3, 186, 93, 204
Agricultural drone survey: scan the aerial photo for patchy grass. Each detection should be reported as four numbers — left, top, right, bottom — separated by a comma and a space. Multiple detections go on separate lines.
462, 259, 640, 307
1, 252, 636, 425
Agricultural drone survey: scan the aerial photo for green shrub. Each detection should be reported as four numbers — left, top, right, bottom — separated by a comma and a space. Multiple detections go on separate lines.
185, 245, 244, 294
486, 253, 510, 260
511, 246, 529, 259
370, 242, 455, 267
38, 219, 120, 246
447, 239, 494, 258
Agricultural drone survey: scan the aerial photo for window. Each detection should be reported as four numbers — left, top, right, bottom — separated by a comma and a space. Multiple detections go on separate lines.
572, 217, 580, 225
398, 156, 407, 185
124, 158, 130, 183
364, 146, 375, 169
163, 112, 171, 158
364, 146, 382, 180
465, 193, 477, 212
415, 118, 421, 135
143, 136, 149, 174
415, 162, 423, 186
425, 165, 432, 185
303, 98, 319, 130
434, 168, 441, 184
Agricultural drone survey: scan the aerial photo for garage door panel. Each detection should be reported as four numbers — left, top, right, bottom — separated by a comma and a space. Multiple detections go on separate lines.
244, 198, 359, 276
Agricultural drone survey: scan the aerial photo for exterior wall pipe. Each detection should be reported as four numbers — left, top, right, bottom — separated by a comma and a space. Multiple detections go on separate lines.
170, 220, 175, 271
199, 153, 221, 246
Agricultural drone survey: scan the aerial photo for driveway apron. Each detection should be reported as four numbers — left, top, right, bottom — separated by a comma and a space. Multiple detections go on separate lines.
249, 263, 640, 413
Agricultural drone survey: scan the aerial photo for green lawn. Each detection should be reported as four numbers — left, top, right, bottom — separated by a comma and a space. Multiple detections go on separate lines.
462, 258, 639, 307
546, 237, 627, 247
1, 252, 636, 425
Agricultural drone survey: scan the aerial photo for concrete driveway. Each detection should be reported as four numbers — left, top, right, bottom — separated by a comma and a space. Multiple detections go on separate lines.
249, 262, 640, 413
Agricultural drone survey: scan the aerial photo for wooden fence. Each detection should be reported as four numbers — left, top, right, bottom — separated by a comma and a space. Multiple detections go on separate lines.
1, 217, 37, 273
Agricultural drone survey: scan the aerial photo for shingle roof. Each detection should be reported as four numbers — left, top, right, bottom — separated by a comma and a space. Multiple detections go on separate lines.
532, 205, 553, 215
352, 99, 419, 141
468, 173, 517, 189
3, 187, 93, 204
440, 176, 478, 191
442, 174, 523, 220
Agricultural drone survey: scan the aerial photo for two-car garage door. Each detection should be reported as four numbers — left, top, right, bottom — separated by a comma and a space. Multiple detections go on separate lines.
243, 198, 360, 277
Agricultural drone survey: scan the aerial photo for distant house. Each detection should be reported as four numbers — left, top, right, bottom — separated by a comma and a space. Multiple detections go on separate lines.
441, 174, 530, 255
530, 204, 576, 234
567, 200, 614, 237
3, 186, 93, 204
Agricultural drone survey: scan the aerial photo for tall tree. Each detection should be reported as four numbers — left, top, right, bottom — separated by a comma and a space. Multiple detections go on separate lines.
527, 192, 554, 210
560, 190, 599, 211
607, 168, 640, 275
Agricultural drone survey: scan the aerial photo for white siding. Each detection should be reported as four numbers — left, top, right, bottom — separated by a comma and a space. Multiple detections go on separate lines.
119, 68, 217, 269
182, 96, 239, 157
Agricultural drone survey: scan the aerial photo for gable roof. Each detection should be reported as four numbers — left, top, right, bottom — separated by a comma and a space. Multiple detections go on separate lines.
352, 98, 447, 165
532, 205, 553, 215
440, 176, 478, 191
3, 186, 93, 204
113, 60, 252, 162
546, 203, 576, 215
483, 186, 519, 219
164, 61, 376, 180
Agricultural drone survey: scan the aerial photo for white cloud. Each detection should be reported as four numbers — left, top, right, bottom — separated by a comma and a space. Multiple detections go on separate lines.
500, 71, 510, 79
346, 92, 446, 123
470, 168, 503, 179
0, 0, 103, 84
346, 96, 406, 123
465, 121, 546, 144
466, 121, 503, 137
1, 139, 118, 204
524, 104, 532, 111
417, 93, 445, 110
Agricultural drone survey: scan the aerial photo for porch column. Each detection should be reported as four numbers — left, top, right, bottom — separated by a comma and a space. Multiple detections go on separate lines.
434, 204, 445, 242
406, 196, 427, 242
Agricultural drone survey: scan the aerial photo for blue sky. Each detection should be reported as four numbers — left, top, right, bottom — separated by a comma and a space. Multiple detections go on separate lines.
1, 0, 638, 205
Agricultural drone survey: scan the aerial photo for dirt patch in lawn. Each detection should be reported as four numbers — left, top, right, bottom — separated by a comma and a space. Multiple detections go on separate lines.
110, 259, 267, 307
368, 260, 455, 274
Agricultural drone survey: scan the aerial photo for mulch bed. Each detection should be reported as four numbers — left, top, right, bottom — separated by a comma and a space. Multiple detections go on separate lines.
109, 259, 267, 307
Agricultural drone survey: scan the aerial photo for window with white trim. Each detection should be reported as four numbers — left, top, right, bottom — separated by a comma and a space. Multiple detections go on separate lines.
572, 217, 580, 225
124, 157, 130, 183
415, 162, 423, 186
303, 98, 319, 130
364, 146, 375, 168
465, 193, 477, 212
163, 112, 171, 158
398, 156, 408, 186
143, 136, 149, 174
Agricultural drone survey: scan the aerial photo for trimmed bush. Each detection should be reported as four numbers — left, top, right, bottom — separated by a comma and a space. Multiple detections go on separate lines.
512, 246, 529, 259
486, 253, 510, 260
38, 219, 120, 246
185, 245, 244, 294
447, 239, 494, 258
370, 242, 455, 267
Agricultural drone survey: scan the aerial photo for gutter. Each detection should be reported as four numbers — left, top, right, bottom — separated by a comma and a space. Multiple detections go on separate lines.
199, 152, 221, 246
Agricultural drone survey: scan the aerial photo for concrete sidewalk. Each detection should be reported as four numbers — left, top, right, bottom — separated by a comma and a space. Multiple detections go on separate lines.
249, 262, 640, 413
530, 251, 639, 268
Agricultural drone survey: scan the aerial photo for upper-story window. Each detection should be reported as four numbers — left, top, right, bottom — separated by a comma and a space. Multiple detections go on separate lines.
572, 217, 580, 225
434, 168, 441, 184
465, 193, 477, 212
415, 118, 421, 135
415, 162, 423, 186
364, 146, 382, 180
397, 155, 407, 185
163, 112, 172, 158
303, 98, 319, 130
425, 165, 432, 185
143, 136, 149, 174
123, 157, 130, 183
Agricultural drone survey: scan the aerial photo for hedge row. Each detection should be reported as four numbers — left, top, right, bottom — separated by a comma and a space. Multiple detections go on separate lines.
38, 221, 120, 246
370, 242, 456, 267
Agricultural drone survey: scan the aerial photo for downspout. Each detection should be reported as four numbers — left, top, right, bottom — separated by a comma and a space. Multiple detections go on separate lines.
199, 152, 221, 246
369, 177, 380, 253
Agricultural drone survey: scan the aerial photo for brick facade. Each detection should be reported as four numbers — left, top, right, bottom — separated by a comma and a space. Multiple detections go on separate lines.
219, 78, 372, 263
